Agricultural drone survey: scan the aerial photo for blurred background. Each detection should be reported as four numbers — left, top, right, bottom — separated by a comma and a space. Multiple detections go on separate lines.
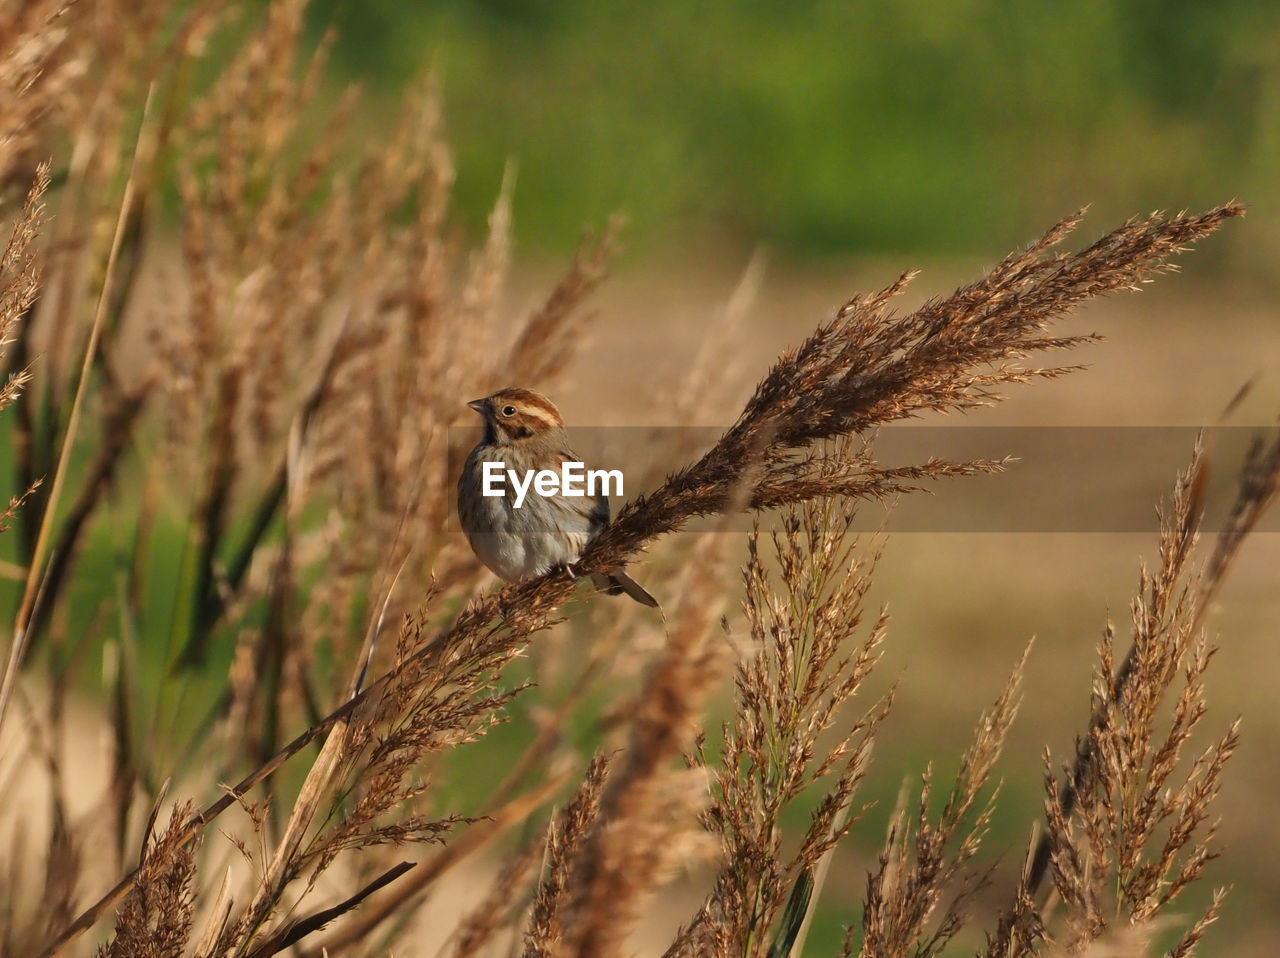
301, 0, 1280, 268
3, 0, 1279, 954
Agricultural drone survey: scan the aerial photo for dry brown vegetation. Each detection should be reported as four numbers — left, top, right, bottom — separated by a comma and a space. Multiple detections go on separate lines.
0, 2, 1275, 957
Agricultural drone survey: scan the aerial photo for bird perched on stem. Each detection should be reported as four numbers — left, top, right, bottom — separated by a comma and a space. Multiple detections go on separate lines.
457, 387, 659, 608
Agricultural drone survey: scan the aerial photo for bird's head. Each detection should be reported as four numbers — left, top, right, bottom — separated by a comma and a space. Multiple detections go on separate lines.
467, 387, 565, 446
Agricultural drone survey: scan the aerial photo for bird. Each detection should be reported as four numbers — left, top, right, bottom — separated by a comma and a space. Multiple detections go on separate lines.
457, 387, 659, 607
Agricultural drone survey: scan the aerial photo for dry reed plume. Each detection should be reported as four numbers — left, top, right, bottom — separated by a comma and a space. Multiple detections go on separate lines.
0, 1, 1272, 957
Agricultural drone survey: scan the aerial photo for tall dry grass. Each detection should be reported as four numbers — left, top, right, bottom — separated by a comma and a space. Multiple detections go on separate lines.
0, 2, 1273, 957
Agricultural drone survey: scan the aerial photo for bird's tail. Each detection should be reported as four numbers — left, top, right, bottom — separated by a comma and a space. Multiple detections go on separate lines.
591, 570, 660, 608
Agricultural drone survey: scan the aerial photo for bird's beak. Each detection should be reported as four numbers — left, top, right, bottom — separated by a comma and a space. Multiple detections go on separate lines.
467, 398, 487, 414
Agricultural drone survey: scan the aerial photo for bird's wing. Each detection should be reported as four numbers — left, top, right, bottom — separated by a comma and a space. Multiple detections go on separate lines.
553, 448, 611, 534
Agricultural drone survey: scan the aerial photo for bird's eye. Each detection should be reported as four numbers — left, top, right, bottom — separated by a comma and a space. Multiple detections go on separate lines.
501, 405, 516, 417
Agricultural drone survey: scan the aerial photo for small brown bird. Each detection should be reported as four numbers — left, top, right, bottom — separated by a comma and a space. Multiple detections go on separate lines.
457, 387, 658, 607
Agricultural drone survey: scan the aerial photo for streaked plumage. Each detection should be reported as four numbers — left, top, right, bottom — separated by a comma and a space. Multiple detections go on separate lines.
457, 387, 658, 607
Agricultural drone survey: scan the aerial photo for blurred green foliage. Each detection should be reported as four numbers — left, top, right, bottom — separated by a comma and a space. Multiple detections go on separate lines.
302, 0, 1279, 258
